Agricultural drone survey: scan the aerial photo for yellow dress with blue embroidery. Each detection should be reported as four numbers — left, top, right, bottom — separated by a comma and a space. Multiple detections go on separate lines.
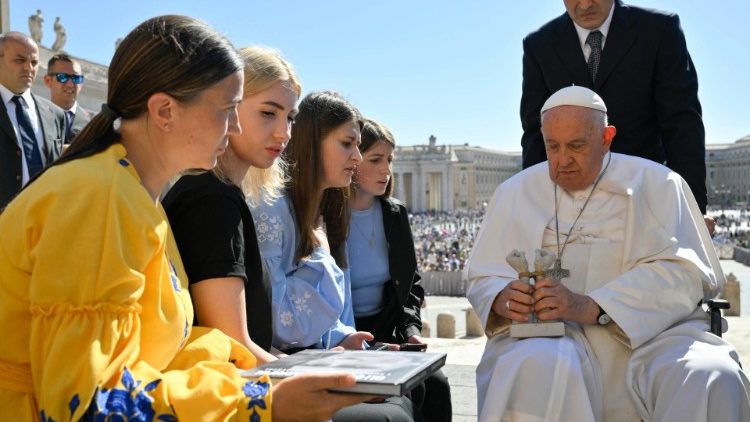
0, 144, 272, 421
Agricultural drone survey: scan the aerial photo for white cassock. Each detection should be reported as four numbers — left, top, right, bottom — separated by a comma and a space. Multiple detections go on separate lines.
467, 153, 750, 421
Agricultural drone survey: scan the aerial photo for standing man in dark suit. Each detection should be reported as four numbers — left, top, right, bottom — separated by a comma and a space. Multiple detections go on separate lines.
44, 53, 92, 143
0, 32, 65, 208
520, 0, 708, 214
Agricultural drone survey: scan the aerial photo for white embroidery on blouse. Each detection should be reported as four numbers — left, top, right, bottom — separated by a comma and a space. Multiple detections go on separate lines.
280, 311, 294, 327
255, 212, 283, 246
291, 291, 313, 316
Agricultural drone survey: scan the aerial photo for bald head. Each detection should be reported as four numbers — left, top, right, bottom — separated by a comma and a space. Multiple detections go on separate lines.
0, 32, 40, 94
0, 32, 38, 54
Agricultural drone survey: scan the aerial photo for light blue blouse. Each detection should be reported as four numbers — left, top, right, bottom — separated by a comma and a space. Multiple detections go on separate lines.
347, 201, 391, 317
250, 194, 356, 350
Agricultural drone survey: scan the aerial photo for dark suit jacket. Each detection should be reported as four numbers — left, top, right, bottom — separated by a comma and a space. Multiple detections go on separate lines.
0, 93, 66, 208
66, 105, 93, 143
520, 0, 707, 212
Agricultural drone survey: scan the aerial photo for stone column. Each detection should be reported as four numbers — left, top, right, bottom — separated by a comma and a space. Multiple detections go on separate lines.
437, 312, 456, 338
0, 0, 9, 34
723, 273, 741, 317
421, 320, 430, 337
391, 173, 406, 201
442, 167, 450, 211
465, 307, 484, 337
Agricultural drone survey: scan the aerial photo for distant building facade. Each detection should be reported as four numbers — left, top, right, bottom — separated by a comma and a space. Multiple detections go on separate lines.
392, 136, 521, 212
706, 135, 750, 208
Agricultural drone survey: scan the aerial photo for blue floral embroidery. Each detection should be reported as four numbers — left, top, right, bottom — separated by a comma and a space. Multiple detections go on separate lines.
69, 394, 81, 416
168, 261, 181, 292
243, 380, 269, 422
39, 410, 55, 422
79, 367, 175, 421
39, 393, 82, 421
167, 259, 190, 347
182, 318, 189, 345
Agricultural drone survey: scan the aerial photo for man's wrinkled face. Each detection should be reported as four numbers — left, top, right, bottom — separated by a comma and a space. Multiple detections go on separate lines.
542, 105, 615, 191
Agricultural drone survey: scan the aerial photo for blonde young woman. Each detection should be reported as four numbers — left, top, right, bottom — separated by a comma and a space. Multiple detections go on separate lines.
163, 47, 298, 364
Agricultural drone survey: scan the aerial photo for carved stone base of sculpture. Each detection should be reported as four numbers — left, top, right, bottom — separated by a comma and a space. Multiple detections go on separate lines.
510, 320, 565, 338
506, 248, 565, 339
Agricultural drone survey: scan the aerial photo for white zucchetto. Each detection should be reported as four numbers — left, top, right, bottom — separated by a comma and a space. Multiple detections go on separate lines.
541, 85, 607, 115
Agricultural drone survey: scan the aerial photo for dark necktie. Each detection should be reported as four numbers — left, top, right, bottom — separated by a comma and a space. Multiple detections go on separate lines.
11, 95, 43, 178
65, 110, 74, 141
586, 30, 603, 82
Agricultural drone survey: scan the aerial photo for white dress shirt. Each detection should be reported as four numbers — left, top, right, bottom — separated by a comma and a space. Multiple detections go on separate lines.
572, 2, 615, 62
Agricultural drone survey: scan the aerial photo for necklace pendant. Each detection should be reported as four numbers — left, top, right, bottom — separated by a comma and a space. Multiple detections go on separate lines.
546, 258, 570, 282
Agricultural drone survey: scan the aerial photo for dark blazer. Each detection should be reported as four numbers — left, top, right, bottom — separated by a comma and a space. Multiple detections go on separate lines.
66, 105, 93, 143
520, 0, 707, 212
356, 196, 424, 344
0, 93, 66, 208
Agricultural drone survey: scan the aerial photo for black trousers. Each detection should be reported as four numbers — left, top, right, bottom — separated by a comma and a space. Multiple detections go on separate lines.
333, 396, 415, 422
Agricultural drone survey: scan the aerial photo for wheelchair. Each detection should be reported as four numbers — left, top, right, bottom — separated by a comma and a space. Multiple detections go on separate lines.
705, 298, 730, 337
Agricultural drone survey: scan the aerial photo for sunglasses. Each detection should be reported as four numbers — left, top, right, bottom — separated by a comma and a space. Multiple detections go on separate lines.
50, 72, 84, 85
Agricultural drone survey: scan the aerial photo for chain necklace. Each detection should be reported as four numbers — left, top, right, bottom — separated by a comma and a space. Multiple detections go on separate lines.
554, 152, 612, 263
352, 207, 376, 249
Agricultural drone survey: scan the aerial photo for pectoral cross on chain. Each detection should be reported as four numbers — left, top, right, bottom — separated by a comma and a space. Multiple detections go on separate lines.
546, 258, 570, 282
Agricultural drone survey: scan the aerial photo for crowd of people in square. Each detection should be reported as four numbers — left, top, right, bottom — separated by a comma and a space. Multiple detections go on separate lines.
410, 209, 483, 272
713, 209, 750, 249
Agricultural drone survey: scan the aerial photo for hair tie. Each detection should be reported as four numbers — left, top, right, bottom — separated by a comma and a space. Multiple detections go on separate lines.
100, 103, 121, 119
101, 104, 123, 131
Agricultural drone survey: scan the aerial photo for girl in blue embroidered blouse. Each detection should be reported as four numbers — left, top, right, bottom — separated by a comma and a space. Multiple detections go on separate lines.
251, 91, 375, 351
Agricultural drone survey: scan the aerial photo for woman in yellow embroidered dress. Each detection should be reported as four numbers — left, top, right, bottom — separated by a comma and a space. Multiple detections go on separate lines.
0, 15, 370, 422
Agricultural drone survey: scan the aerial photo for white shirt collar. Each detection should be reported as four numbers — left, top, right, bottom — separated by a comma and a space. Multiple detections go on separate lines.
572, 2, 615, 51
67, 102, 78, 114
0, 84, 34, 108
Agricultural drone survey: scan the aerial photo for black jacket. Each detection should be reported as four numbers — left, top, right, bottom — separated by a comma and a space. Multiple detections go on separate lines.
0, 94, 65, 208
356, 197, 424, 343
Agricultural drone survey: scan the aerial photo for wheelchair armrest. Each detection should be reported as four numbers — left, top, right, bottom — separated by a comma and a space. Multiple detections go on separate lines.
703, 299, 730, 337
705, 299, 730, 310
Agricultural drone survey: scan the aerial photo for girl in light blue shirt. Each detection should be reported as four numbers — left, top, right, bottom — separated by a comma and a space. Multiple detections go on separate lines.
251, 91, 372, 351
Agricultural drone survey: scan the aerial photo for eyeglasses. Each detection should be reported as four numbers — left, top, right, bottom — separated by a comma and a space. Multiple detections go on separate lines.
50, 72, 84, 85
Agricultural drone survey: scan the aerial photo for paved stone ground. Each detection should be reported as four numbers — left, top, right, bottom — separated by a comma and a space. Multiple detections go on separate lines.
423, 259, 750, 420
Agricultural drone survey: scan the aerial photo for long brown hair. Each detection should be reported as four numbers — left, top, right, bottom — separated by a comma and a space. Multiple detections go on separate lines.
285, 91, 362, 267
51, 15, 242, 170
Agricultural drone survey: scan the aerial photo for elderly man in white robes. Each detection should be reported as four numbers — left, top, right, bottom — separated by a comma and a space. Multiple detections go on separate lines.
466, 85, 750, 421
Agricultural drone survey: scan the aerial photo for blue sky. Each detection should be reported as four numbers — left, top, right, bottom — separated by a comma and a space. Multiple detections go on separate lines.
10, 1, 750, 151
